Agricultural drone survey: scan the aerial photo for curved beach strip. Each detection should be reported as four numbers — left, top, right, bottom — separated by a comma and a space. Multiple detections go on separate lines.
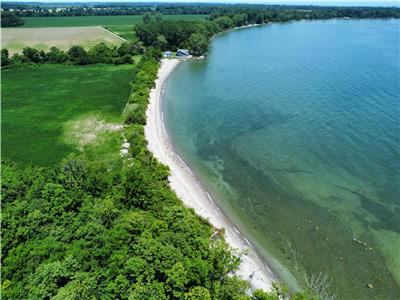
145, 58, 276, 292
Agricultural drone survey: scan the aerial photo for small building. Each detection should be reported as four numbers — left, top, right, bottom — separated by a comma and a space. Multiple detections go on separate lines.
176, 49, 190, 57
163, 51, 172, 58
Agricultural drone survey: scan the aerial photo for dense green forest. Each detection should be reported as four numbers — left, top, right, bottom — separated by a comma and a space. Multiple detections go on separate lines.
1, 51, 317, 299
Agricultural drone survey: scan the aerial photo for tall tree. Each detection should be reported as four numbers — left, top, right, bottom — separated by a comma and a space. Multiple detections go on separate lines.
183, 33, 208, 56
143, 12, 151, 24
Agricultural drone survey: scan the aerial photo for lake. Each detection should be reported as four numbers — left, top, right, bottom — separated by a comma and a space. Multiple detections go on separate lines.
164, 19, 400, 299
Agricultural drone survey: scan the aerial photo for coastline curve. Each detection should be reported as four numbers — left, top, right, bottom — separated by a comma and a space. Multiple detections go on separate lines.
144, 58, 277, 292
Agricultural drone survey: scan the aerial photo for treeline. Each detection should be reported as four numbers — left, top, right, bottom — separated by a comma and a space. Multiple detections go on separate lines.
123, 52, 160, 125
208, 6, 400, 22
3, 3, 400, 18
135, 5, 400, 56
1, 53, 316, 299
1, 11, 25, 27
1, 42, 142, 68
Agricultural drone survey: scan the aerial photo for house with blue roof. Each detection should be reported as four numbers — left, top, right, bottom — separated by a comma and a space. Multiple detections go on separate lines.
176, 49, 191, 58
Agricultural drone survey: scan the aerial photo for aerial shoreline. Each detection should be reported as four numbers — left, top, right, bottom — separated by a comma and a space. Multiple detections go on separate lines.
144, 58, 277, 292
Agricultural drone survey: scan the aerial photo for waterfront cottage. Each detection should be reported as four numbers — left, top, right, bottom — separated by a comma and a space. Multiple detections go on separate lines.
176, 49, 191, 57
163, 51, 172, 58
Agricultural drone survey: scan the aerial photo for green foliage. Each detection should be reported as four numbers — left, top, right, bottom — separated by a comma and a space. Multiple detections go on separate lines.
143, 12, 152, 24
1, 49, 10, 66
68, 45, 90, 65
135, 20, 219, 54
183, 33, 208, 56
22, 47, 41, 63
185, 286, 211, 300
124, 56, 159, 125
155, 34, 169, 51
88, 42, 116, 63
1, 11, 24, 27
46, 46, 69, 64
1, 154, 244, 299
117, 41, 143, 56
214, 16, 234, 30
1, 41, 142, 68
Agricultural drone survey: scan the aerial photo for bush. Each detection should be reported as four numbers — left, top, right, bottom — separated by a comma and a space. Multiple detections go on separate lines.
1, 49, 10, 67
68, 45, 89, 65
22, 47, 41, 63
46, 47, 68, 64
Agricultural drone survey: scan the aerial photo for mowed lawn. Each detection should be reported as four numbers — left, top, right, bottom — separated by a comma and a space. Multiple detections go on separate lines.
2, 64, 134, 166
2, 26, 124, 54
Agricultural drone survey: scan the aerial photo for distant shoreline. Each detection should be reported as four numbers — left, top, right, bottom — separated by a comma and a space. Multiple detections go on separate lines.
144, 58, 277, 292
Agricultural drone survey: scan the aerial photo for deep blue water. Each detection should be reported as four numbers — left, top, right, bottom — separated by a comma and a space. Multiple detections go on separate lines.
164, 19, 400, 299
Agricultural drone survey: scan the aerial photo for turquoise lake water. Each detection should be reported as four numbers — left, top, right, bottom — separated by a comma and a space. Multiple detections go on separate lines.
164, 19, 400, 299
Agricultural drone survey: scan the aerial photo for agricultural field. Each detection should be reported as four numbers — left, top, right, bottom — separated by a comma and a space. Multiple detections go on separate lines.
19, 15, 207, 41
21, 14, 207, 27
2, 26, 124, 54
2, 64, 134, 166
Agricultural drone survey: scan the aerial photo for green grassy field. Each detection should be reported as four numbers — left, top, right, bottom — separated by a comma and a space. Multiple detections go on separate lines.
103, 25, 138, 41
2, 64, 134, 166
21, 15, 207, 27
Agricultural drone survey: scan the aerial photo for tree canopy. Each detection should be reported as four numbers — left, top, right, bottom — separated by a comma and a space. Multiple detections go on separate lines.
1, 11, 25, 27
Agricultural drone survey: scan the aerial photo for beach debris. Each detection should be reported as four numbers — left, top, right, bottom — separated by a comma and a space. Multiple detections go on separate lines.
352, 237, 366, 246
314, 225, 320, 232
120, 138, 130, 157
212, 228, 225, 239
296, 227, 300, 231
367, 283, 374, 289
338, 257, 344, 261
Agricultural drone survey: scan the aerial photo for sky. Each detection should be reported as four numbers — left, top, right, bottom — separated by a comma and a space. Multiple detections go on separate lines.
2, 0, 398, 7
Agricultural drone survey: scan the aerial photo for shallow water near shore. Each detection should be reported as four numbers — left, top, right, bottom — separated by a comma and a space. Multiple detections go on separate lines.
164, 19, 400, 299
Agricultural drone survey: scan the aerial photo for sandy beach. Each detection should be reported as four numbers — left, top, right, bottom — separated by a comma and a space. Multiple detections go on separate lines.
144, 58, 276, 292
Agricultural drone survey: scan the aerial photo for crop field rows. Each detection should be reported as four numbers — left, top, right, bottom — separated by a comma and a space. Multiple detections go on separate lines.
2, 26, 124, 54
